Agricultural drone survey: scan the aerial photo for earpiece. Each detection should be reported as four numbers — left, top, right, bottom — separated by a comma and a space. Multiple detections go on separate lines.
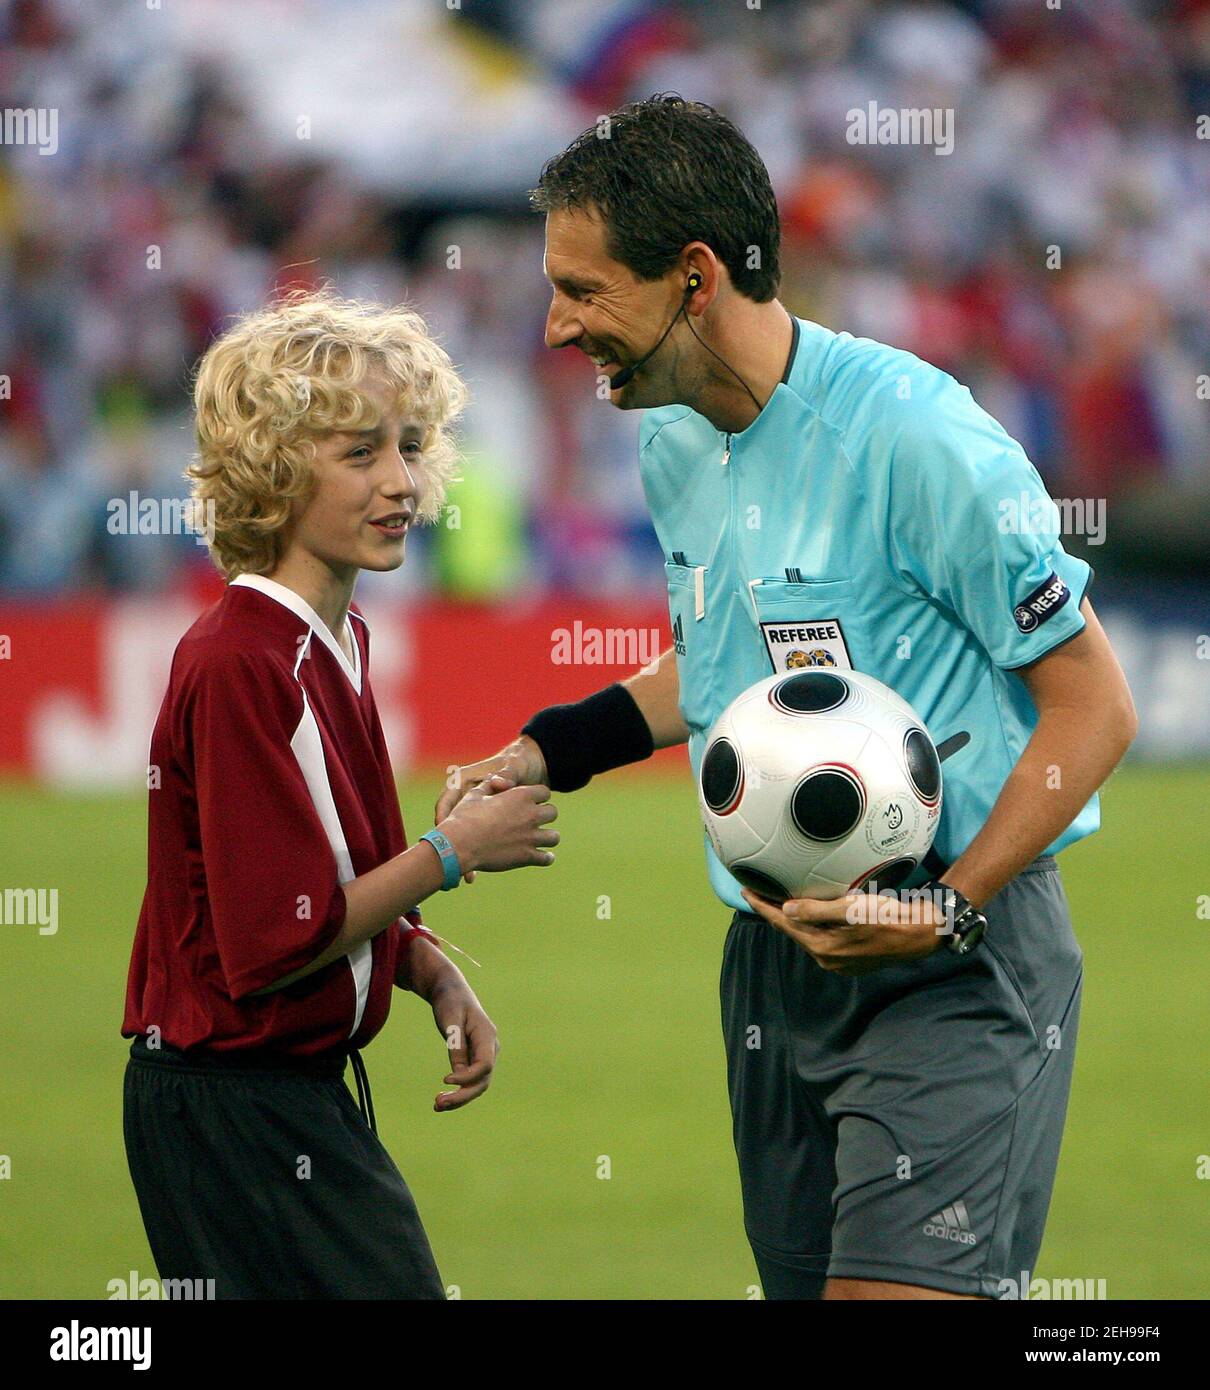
610, 268, 759, 404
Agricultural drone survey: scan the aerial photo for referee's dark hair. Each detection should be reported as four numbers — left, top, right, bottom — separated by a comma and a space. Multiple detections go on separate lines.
530, 93, 781, 303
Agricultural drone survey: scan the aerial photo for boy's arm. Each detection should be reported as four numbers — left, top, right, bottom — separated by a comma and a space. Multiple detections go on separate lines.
187, 648, 556, 1001
250, 779, 557, 995
247, 839, 446, 996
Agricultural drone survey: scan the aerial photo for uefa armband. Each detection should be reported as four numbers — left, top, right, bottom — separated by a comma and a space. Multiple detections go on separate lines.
521, 683, 655, 793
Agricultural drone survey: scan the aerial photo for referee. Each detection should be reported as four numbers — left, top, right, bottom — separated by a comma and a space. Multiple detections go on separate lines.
439, 96, 1138, 1300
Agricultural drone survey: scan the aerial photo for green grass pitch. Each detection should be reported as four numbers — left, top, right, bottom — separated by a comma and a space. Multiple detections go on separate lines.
1, 762, 1207, 1299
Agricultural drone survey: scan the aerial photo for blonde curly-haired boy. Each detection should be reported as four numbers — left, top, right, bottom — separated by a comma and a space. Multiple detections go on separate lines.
122, 292, 557, 1299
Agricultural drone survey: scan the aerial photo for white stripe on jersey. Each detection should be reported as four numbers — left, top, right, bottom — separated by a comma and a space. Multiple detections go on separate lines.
231, 574, 373, 1037
289, 692, 373, 1039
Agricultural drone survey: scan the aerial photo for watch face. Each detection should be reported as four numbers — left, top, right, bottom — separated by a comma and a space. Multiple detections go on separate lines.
944, 906, 983, 950
952, 918, 986, 954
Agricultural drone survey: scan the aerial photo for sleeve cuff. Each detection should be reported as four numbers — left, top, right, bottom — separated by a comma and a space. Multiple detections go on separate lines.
222, 883, 349, 1001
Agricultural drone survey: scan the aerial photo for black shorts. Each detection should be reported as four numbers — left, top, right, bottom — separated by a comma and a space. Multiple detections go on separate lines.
122, 1036, 444, 1299
721, 857, 1083, 1299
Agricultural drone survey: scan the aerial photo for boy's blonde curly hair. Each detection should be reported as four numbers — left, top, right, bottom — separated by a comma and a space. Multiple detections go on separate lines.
188, 288, 467, 579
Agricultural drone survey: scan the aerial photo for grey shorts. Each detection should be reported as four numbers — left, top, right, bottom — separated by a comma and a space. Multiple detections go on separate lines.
720, 857, 1083, 1299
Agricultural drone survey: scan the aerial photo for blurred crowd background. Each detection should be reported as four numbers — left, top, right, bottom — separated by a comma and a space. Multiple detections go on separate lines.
1, 0, 1208, 600
6, 3, 1210, 1308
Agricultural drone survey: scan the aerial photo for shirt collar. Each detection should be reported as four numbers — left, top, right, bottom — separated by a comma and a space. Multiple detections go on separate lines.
780, 312, 801, 386
229, 573, 362, 694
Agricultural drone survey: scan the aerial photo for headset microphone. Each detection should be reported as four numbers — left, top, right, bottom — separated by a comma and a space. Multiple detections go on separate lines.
606, 274, 762, 412
608, 274, 702, 391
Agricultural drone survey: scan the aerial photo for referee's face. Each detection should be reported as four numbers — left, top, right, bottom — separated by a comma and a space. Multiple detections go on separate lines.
542, 206, 688, 408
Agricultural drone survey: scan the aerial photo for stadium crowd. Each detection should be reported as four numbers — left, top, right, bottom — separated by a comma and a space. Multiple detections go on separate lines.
1, 0, 1208, 597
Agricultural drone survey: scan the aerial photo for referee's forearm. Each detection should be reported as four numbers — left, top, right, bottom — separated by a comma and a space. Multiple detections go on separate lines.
943, 702, 1134, 908
946, 604, 1137, 906
622, 645, 689, 749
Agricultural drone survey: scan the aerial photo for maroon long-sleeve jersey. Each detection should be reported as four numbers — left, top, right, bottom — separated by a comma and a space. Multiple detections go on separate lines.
123, 573, 427, 1055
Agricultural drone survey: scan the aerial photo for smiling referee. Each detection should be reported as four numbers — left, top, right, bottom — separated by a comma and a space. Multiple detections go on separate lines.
439, 96, 1138, 1300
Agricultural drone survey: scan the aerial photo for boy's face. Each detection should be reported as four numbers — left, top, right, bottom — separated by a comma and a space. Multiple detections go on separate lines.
291, 377, 423, 576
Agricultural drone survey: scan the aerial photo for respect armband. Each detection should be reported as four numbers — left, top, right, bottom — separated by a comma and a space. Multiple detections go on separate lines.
521, 684, 655, 793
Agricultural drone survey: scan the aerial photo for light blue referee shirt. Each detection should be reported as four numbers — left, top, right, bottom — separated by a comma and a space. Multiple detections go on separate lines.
639, 315, 1098, 913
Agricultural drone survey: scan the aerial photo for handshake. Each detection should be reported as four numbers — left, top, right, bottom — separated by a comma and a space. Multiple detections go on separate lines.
430, 735, 559, 880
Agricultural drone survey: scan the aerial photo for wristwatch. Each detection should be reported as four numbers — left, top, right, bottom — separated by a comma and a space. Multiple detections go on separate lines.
922, 880, 988, 956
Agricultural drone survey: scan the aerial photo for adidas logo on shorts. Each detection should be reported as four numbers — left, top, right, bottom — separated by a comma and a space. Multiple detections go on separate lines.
922, 1199, 977, 1246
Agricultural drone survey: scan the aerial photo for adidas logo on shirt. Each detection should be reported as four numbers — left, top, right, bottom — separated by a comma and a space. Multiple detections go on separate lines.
923, 1199, 977, 1246
673, 613, 686, 656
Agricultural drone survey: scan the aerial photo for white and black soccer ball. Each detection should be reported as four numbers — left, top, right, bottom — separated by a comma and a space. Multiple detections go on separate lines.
698, 669, 942, 901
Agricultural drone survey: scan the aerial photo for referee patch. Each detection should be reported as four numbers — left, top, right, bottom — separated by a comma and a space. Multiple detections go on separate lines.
760, 618, 851, 673
1013, 572, 1070, 634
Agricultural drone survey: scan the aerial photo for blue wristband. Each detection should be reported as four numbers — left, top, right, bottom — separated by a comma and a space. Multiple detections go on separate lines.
420, 829, 462, 890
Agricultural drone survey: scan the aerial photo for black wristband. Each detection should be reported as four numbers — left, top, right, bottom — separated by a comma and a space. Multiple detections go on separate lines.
522, 684, 655, 793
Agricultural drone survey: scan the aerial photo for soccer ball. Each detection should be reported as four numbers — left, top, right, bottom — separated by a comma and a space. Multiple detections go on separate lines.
698, 669, 942, 901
